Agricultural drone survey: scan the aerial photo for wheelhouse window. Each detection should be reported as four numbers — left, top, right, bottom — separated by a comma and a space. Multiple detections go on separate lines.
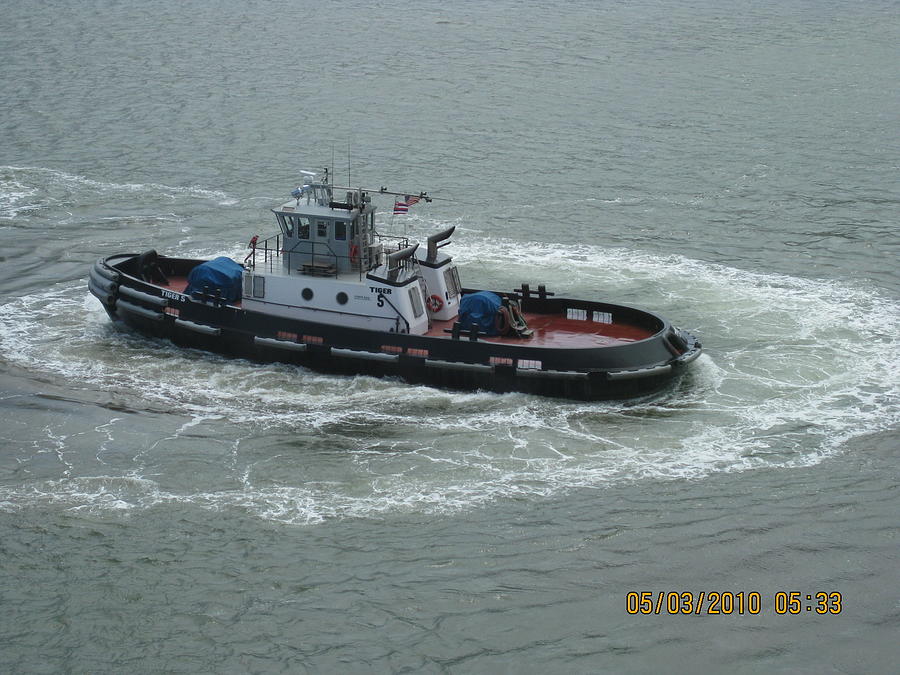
279, 214, 311, 239
276, 213, 292, 238
317, 221, 328, 238
334, 222, 347, 240
296, 216, 310, 239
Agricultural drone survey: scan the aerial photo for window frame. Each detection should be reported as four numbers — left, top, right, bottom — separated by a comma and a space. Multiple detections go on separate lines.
408, 286, 425, 318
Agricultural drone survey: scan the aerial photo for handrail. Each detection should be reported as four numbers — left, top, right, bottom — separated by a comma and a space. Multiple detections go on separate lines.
246, 234, 346, 277
374, 231, 410, 247
245, 230, 409, 282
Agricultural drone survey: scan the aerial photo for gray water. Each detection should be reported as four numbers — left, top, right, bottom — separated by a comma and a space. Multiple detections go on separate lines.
2, 1, 898, 672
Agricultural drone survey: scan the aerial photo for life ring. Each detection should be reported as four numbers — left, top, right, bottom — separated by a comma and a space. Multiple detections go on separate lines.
426, 294, 444, 313
495, 306, 511, 335
349, 243, 360, 264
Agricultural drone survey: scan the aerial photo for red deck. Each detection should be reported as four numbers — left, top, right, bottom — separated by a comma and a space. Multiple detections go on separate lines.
425, 315, 653, 348
158, 277, 653, 348
163, 276, 190, 293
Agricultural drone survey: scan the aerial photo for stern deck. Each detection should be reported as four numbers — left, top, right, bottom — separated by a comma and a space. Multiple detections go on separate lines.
425, 314, 654, 348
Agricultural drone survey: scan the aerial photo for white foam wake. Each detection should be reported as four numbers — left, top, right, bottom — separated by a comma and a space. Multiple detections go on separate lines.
0, 165, 237, 216
1, 236, 897, 522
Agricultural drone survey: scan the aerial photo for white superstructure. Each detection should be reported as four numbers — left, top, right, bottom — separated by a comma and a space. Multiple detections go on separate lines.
241, 170, 460, 335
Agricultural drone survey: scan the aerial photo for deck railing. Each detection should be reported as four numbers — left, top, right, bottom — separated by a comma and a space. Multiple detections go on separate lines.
243, 231, 414, 282
244, 233, 356, 278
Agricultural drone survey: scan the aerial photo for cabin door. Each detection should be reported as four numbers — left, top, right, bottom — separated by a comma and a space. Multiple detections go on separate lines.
333, 220, 350, 271
350, 218, 364, 270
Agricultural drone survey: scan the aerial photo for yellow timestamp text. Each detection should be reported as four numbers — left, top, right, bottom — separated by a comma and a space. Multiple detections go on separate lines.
625, 591, 842, 615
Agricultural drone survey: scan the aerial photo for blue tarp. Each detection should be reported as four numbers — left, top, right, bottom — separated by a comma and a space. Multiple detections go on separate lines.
458, 291, 502, 336
185, 257, 244, 302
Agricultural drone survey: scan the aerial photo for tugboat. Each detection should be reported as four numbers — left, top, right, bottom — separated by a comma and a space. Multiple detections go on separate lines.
88, 170, 701, 400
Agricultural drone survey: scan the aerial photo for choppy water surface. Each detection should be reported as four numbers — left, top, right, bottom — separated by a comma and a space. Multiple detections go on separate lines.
2, 1, 898, 672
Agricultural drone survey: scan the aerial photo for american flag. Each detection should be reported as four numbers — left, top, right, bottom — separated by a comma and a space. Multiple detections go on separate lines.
393, 195, 420, 214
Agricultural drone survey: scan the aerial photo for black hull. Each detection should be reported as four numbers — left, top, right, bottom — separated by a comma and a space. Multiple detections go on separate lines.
90, 254, 702, 401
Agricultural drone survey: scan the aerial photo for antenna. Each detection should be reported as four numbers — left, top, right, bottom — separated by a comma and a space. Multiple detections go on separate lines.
347, 141, 351, 187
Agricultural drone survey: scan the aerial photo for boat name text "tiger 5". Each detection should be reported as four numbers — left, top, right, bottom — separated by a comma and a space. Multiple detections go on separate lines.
161, 289, 185, 301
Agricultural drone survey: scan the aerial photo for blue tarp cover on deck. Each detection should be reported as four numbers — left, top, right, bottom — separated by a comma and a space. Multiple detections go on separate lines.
458, 291, 502, 336
185, 257, 244, 302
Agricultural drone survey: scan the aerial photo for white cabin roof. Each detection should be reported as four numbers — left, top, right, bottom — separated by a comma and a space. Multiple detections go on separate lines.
273, 200, 359, 221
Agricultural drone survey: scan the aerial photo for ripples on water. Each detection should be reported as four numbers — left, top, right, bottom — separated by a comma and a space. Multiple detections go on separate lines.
1, 168, 897, 525
2, 2, 899, 666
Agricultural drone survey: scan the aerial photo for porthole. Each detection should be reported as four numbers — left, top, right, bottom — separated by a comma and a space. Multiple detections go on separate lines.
336, 291, 348, 305
302, 287, 314, 301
